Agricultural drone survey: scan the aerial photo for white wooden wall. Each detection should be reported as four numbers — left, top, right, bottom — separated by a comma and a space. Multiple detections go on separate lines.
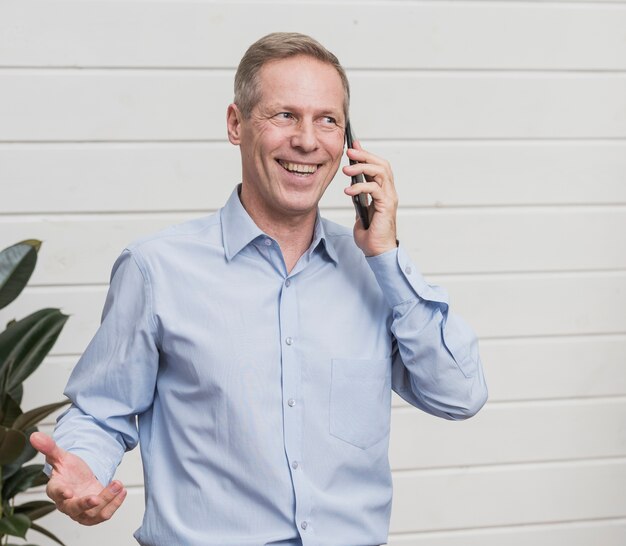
1, 1, 626, 544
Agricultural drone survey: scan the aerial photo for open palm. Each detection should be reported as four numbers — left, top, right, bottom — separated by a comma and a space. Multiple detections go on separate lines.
30, 431, 127, 525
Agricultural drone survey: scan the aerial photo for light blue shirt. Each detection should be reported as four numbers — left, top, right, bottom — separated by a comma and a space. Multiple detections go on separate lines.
53, 187, 487, 546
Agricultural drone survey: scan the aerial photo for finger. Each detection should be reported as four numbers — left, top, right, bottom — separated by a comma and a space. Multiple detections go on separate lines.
72, 482, 127, 525
74, 480, 123, 516
344, 181, 387, 203
346, 145, 391, 169
30, 431, 67, 470
345, 177, 388, 196
90, 480, 124, 511
346, 182, 398, 216
61, 494, 101, 519
85, 485, 127, 524
343, 152, 392, 177
343, 163, 388, 186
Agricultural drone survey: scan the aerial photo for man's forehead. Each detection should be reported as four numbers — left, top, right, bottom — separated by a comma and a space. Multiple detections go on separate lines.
256, 57, 345, 113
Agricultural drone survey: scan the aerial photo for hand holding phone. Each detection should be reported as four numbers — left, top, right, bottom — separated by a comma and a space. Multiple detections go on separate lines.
345, 121, 370, 229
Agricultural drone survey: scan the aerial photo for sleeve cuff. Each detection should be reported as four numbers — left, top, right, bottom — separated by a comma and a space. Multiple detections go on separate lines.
43, 449, 113, 487
366, 244, 449, 308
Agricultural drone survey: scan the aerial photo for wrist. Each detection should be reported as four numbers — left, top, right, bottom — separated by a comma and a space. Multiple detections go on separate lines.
364, 238, 399, 258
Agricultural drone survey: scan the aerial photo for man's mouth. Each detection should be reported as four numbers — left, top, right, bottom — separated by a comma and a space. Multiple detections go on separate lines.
277, 159, 319, 175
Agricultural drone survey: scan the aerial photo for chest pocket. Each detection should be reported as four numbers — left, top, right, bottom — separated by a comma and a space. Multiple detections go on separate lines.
329, 357, 392, 449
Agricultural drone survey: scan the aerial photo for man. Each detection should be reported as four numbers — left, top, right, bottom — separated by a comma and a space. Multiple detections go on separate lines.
31, 33, 487, 546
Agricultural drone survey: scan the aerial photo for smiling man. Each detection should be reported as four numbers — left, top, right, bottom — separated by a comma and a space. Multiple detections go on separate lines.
31, 33, 487, 546
228, 54, 351, 271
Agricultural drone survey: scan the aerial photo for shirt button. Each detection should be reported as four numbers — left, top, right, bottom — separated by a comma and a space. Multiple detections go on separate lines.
287, 398, 296, 407
264, 238, 272, 246
285, 337, 293, 346
285, 279, 291, 287
291, 460, 299, 470
300, 521, 308, 530
405, 266, 412, 275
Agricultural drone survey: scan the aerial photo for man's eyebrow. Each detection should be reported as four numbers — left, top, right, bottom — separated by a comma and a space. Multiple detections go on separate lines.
265, 104, 343, 117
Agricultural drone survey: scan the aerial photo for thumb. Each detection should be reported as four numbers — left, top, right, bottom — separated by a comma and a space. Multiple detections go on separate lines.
30, 431, 66, 470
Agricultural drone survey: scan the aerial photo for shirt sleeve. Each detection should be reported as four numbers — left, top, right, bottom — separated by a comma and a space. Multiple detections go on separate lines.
49, 248, 160, 485
366, 244, 488, 420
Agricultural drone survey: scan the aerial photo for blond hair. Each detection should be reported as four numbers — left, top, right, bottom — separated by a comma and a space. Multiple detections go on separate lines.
234, 32, 350, 119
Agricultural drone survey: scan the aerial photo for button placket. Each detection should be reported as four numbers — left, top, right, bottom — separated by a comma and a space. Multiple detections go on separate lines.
278, 269, 311, 537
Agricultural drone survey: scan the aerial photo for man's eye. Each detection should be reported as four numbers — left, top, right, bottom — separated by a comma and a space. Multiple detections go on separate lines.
322, 116, 337, 124
276, 112, 294, 120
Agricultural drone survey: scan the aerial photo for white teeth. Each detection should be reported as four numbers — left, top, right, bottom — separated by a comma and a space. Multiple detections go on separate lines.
279, 160, 318, 174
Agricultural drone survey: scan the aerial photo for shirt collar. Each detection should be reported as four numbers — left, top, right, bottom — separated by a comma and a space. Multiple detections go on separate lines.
309, 210, 339, 265
221, 185, 338, 265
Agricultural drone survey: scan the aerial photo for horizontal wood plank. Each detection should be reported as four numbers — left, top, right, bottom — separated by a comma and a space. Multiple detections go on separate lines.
446, 271, 626, 339
0, 71, 229, 142
2, 142, 626, 213
388, 519, 626, 546
2, 1, 625, 69
390, 398, 626, 469
380, 207, 626, 275
2, 73, 625, 141
478, 335, 626, 401
350, 73, 626, 140
391, 459, 626, 532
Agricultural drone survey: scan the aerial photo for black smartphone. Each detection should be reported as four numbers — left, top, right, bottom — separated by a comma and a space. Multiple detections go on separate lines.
345, 121, 370, 229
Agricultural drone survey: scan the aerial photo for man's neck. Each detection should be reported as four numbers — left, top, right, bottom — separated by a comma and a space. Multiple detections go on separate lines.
265, 220, 316, 273
239, 187, 318, 273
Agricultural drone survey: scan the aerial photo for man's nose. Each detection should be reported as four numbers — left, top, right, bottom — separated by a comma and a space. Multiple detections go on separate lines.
290, 120, 319, 152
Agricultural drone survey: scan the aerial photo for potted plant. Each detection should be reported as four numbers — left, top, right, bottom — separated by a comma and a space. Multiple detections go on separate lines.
0, 240, 69, 545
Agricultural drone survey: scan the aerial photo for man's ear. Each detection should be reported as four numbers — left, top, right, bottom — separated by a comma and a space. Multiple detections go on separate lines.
227, 103, 243, 145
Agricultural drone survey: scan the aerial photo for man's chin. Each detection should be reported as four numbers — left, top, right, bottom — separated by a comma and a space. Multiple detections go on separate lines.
274, 192, 323, 218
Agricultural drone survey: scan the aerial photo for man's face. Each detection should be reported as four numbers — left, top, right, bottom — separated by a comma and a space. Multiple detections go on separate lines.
227, 55, 346, 224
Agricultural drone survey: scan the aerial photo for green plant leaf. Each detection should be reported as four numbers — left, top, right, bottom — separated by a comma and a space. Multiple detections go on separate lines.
0, 240, 40, 311
0, 394, 22, 428
0, 513, 31, 538
7, 383, 23, 408
31, 522, 67, 546
2, 426, 39, 481
14, 500, 56, 522
0, 308, 69, 406
2, 464, 45, 500
0, 426, 26, 465
13, 400, 70, 432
